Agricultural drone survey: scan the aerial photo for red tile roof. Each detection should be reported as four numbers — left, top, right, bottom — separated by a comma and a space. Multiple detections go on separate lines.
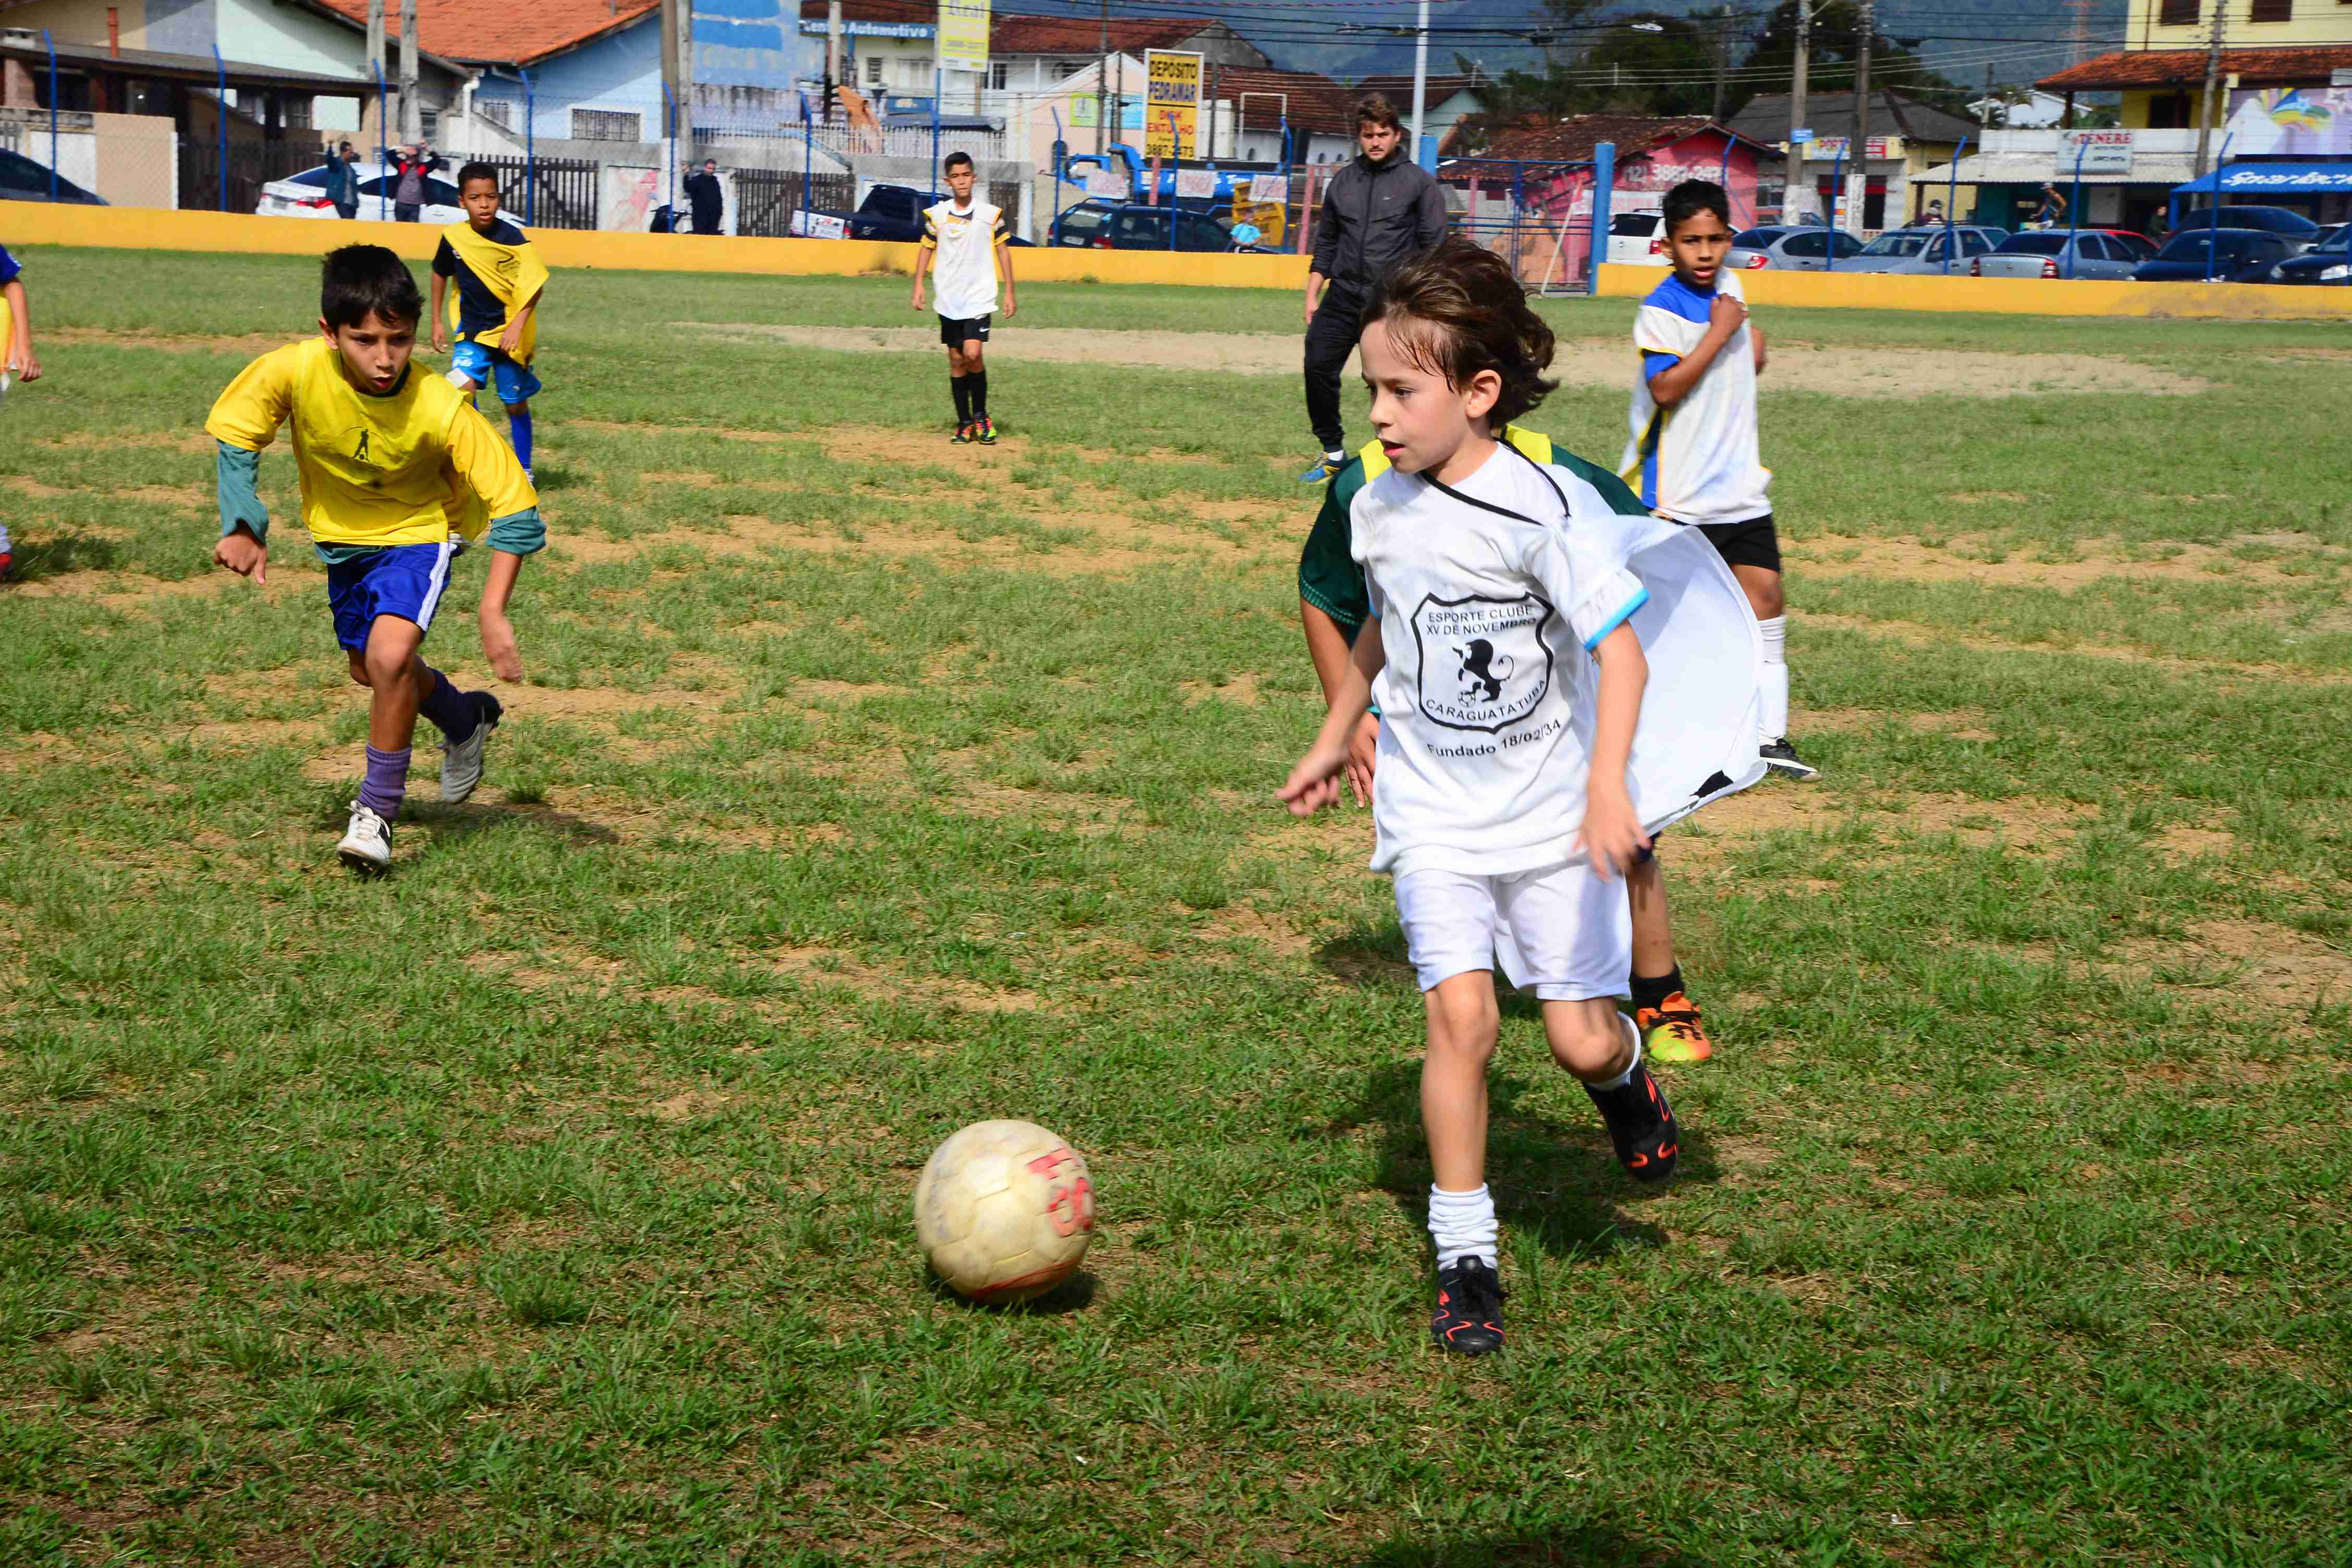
988, 15, 1225, 56
1217, 66, 1358, 133
2039, 46, 2352, 92
309, 0, 658, 67
1464, 114, 1761, 165
796, 0, 936, 24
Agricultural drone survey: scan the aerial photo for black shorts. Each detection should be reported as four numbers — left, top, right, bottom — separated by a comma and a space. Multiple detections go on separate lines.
939, 314, 990, 347
1697, 513, 1781, 573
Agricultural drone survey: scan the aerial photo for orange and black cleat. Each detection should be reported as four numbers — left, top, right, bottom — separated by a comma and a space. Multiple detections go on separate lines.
1636, 991, 1712, 1064
1430, 1256, 1505, 1356
1585, 1060, 1680, 1183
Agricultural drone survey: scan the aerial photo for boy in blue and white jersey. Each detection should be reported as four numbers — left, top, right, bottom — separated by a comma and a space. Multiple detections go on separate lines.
1624, 179, 1817, 780
0, 242, 41, 578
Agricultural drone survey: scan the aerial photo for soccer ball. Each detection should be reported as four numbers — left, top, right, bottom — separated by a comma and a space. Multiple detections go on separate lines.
914, 1120, 1096, 1304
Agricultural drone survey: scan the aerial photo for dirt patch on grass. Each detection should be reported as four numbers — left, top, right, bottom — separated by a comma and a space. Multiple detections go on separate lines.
1180, 672, 1266, 708
41, 327, 293, 356
1804, 610, 2352, 684
33, 430, 221, 456
693, 323, 2210, 399
1794, 534, 2347, 591
1804, 706, 1998, 741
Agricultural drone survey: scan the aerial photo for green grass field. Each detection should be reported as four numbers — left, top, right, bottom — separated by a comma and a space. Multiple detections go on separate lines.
3, 248, 2349, 1566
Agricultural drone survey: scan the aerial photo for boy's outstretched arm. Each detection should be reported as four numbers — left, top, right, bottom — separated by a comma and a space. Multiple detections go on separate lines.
212, 442, 270, 585
1579, 624, 1650, 878
1280, 623, 1384, 817
996, 232, 1016, 318
429, 271, 449, 354
449, 402, 544, 681
911, 235, 935, 311
3, 277, 39, 382
1301, 599, 1379, 806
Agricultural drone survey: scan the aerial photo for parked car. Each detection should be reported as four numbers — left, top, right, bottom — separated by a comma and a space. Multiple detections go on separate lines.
0, 148, 105, 205
1971, 230, 2141, 280
2272, 225, 2352, 286
1607, 209, 1670, 265
1050, 197, 1122, 247
1081, 204, 1272, 253
258, 161, 461, 224
1726, 225, 1865, 271
1842, 225, 2003, 274
2098, 230, 2159, 261
2173, 204, 2321, 247
2132, 228, 2301, 283
2312, 223, 2346, 250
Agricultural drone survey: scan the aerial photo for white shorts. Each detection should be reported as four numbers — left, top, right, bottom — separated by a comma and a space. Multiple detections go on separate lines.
1394, 861, 1632, 1001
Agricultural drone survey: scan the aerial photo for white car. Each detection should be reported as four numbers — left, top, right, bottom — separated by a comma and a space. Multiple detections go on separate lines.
1606, 209, 1669, 266
256, 161, 466, 224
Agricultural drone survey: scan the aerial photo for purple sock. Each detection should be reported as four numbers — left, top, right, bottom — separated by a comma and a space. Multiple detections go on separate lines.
359, 745, 410, 819
418, 667, 478, 744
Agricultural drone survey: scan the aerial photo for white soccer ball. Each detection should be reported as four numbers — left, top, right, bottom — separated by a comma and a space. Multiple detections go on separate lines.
914, 1120, 1096, 1304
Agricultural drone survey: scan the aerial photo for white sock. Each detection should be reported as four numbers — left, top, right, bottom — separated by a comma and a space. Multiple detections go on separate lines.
1324, 447, 1345, 462
1590, 1015, 1643, 1092
1758, 614, 1789, 742
1427, 1183, 1498, 1270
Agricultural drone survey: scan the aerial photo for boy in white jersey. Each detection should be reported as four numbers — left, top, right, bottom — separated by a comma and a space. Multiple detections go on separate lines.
912, 150, 1016, 445
1625, 180, 1817, 781
1281, 240, 1765, 1356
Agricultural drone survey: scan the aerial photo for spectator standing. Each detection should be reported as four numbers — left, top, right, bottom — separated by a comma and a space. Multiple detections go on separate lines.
684, 158, 725, 235
325, 141, 361, 220
1298, 94, 1449, 483
391, 144, 444, 223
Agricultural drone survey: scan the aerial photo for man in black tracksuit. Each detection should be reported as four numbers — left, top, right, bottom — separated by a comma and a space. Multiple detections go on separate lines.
1301, 94, 1451, 480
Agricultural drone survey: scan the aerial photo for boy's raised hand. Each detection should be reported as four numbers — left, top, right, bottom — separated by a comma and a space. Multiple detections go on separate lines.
1278, 740, 1351, 817
1708, 292, 1747, 335
213, 526, 267, 586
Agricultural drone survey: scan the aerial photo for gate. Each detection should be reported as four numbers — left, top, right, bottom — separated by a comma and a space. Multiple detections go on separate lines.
479, 156, 600, 231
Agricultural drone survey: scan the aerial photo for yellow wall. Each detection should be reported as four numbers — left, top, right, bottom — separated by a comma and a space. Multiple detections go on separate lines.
2131, 0, 2344, 50
1596, 262, 2352, 320
0, 0, 146, 52
0, 200, 1316, 290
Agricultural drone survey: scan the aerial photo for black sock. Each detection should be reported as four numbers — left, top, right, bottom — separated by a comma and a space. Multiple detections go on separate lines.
969, 370, 988, 419
1630, 964, 1684, 1014
951, 375, 971, 423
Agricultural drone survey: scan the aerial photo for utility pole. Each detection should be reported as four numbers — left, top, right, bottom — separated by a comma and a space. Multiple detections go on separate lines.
1851, 0, 1872, 232
365, 0, 384, 148
1981, 62, 1995, 134
677, 0, 695, 150
1096, 0, 1108, 155
1409, 0, 1430, 166
2194, 0, 2226, 181
826, 0, 842, 126
1789, 0, 1809, 220
398, 0, 419, 144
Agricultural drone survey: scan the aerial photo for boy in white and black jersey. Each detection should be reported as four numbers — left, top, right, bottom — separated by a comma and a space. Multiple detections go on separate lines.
1281, 240, 1766, 1356
912, 150, 1016, 445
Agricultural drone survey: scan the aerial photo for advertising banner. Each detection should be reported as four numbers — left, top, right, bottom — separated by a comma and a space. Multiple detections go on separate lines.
2225, 87, 2352, 157
2057, 129, 2133, 176
938, 0, 990, 74
1144, 50, 1203, 159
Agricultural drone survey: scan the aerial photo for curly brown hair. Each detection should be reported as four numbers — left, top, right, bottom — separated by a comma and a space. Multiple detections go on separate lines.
1361, 238, 1558, 427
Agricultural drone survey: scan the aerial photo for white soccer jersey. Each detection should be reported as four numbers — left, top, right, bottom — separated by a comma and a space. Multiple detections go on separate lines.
1352, 443, 1770, 879
923, 198, 1008, 321
1623, 270, 1772, 526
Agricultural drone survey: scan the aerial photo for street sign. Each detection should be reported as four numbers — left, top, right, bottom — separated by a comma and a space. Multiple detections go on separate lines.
1791, 128, 1814, 144
2057, 128, 2134, 176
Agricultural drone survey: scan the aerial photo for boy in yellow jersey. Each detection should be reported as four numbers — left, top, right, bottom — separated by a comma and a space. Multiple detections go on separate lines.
430, 163, 548, 479
209, 245, 543, 874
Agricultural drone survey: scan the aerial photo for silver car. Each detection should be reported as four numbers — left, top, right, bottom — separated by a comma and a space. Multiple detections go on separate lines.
1843, 225, 2003, 275
1726, 224, 1866, 273
1971, 230, 2140, 280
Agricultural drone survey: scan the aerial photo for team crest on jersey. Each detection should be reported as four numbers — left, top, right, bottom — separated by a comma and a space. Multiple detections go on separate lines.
344, 427, 376, 464
1411, 593, 1555, 733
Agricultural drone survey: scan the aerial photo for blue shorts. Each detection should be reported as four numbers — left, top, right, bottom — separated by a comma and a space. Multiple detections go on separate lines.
325, 541, 457, 654
449, 339, 544, 405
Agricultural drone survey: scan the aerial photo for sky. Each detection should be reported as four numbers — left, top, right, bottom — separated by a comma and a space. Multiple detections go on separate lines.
1007, 0, 2133, 95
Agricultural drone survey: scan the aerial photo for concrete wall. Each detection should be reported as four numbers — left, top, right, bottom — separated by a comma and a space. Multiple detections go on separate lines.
217, 0, 360, 79
473, 23, 664, 145
1595, 262, 2352, 320
9, 110, 181, 209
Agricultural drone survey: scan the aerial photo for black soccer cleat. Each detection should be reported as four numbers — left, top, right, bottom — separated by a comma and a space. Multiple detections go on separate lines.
1430, 1257, 1506, 1356
1760, 737, 1821, 781
1585, 1059, 1680, 1183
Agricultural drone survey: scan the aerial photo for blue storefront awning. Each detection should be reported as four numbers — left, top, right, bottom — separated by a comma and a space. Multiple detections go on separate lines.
2173, 162, 2352, 195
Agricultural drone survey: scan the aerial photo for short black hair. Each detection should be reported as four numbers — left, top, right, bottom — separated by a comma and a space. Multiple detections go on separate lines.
320, 244, 423, 331
456, 161, 501, 192
1662, 179, 1731, 233
943, 150, 975, 173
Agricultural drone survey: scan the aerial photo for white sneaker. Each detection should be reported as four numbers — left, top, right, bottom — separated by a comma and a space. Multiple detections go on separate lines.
337, 801, 393, 873
439, 691, 503, 803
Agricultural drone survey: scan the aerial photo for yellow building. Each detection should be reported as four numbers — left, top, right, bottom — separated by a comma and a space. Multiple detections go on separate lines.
2041, 1, 2352, 140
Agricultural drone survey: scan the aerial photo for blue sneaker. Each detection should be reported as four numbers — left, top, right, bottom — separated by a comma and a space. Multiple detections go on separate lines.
1298, 452, 1346, 484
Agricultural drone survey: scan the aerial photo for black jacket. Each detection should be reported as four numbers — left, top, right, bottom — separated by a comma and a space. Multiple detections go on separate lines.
1310, 149, 1449, 295
684, 172, 723, 224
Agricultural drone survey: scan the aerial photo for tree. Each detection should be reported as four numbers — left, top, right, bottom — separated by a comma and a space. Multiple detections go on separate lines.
1583, 14, 1719, 118
1741, 1, 1964, 112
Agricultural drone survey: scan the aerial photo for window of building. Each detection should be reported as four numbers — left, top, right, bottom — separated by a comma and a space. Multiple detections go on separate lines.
991, 62, 1009, 91
2249, 0, 2291, 19
1054, 59, 1089, 80
2158, 0, 2198, 22
477, 97, 513, 130
571, 107, 641, 140
864, 55, 884, 86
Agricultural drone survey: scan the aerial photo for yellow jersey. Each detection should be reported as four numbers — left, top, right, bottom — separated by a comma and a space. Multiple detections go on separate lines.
433, 218, 548, 364
205, 338, 536, 549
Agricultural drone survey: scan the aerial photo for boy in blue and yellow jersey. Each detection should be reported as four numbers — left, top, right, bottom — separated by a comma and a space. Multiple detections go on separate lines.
1297, 423, 1722, 1065
0, 241, 42, 578
209, 244, 544, 874
430, 163, 548, 479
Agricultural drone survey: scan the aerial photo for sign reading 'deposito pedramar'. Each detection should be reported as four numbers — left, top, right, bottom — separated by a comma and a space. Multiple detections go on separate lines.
2056, 129, 2133, 176
1144, 50, 1203, 159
